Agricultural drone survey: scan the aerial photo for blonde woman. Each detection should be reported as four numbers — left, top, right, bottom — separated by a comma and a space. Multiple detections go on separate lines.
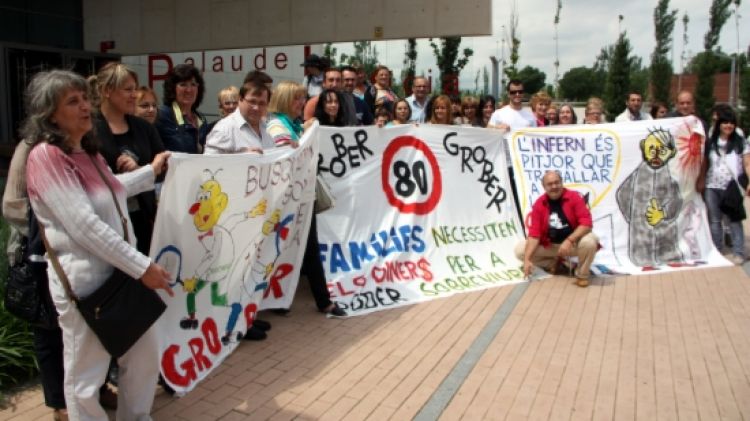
429, 95, 454, 125
267, 81, 346, 317
584, 97, 605, 124
530, 91, 552, 126
266, 81, 310, 147
217, 86, 239, 118
94, 62, 165, 254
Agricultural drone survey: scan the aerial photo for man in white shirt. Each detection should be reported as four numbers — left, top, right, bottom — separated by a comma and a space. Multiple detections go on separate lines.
615, 92, 652, 122
488, 79, 535, 223
205, 79, 273, 154
488, 79, 536, 133
407, 76, 430, 123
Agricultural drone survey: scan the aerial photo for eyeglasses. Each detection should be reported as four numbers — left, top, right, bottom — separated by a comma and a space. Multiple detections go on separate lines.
242, 97, 268, 107
509, 89, 524, 95
137, 103, 157, 109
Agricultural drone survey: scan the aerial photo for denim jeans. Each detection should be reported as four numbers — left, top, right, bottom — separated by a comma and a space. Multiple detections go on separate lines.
705, 187, 745, 257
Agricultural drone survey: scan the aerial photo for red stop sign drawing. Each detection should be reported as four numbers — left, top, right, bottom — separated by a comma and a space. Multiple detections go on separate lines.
381, 136, 442, 215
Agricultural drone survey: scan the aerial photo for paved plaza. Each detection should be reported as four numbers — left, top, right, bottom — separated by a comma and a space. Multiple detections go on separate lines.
2, 260, 750, 420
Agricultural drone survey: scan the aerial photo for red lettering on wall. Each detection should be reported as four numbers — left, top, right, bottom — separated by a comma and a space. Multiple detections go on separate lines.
275, 53, 288, 70
148, 54, 173, 89
212, 56, 224, 72
254, 48, 266, 70
231, 55, 243, 71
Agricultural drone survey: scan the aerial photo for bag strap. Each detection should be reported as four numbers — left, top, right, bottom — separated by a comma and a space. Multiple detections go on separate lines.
88, 154, 129, 243
718, 150, 744, 192
39, 225, 79, 303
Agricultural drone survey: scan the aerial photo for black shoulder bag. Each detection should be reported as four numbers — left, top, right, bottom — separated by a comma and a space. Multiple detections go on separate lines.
4, 212, 59, 330
42, 155, 166, 358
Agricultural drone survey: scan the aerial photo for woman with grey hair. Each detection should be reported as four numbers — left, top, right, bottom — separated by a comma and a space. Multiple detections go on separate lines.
23, 69, 172, 420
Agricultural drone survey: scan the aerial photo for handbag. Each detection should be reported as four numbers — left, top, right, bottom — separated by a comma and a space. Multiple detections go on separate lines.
314, 174, 335, 214
718, 152, 748, 222
42, 155, 166, 358
4, 258, 58, 330
4, 211, 59, 330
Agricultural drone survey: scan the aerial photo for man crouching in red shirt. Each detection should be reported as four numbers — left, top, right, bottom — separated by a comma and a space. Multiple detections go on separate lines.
514, 170, 600, 287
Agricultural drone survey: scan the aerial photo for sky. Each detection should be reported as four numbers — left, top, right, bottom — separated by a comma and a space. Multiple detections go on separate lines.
328, 0, 750, 94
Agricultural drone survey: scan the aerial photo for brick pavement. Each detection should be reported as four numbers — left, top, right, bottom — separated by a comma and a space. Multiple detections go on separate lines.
2, 265, 750, 420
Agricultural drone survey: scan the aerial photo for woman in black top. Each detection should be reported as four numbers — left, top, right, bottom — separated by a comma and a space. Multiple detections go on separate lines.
94, 62, 165, 254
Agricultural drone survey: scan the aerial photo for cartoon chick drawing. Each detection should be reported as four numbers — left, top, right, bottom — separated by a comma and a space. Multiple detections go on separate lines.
179, 171, 265, 330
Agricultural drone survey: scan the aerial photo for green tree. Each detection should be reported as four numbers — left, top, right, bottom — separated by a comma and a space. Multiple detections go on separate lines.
686, 49, 746, 73
650, 0, 678, 105
695, 0, 734, 120
631, 59, 651, 101
604, 32, 633, 121
323, 43, 338, 67
592, 45, 613, 96
401, 38, 418, 95
516, 65, 546, 95
340, 41, 379, 78
559, 66, 601, 100
482, 66, 489, 95
429, 36, 474, 94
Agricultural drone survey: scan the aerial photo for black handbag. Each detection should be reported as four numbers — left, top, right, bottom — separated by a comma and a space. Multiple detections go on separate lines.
4, 212, 59, 330
719, 173, 748, 222
42, 155, 166, 358
4, 259, 58, 330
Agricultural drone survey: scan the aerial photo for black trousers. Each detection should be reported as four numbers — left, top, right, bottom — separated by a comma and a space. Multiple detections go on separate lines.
33, 326, 65, 409
129, 209, 153, 255
301, 214, 333, 311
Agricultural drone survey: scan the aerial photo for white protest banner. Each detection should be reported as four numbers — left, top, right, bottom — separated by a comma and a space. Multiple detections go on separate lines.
151, 132, 316, 394
316, 125, 526, 317
510, 116, 729, 274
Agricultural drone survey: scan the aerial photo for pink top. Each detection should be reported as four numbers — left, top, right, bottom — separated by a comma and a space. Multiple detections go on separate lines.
26, 143, 155, 298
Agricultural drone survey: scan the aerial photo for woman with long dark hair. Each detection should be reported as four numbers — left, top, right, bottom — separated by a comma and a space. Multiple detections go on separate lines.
478, 95, 496, 128
701, 108, 750, 264
313, 89, 346, 127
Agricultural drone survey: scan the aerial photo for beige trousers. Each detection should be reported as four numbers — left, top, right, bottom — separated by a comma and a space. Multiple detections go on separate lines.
514, 232, 599, 279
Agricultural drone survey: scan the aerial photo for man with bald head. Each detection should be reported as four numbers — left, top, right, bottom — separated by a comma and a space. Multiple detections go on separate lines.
668, 91, 695, 117
515, 171, 600, 287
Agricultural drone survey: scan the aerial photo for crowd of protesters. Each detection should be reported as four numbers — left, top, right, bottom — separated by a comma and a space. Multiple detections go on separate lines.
3, 53, 748, 420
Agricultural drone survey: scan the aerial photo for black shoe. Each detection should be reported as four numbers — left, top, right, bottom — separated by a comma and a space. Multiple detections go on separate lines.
321, 303, 347, 317
179, 318, 199, 329
158, 374, 176, 396
329, 305, 347, 317
270, 308, 290, 316
242, 325, 267, 341
253, 319, 271, 331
